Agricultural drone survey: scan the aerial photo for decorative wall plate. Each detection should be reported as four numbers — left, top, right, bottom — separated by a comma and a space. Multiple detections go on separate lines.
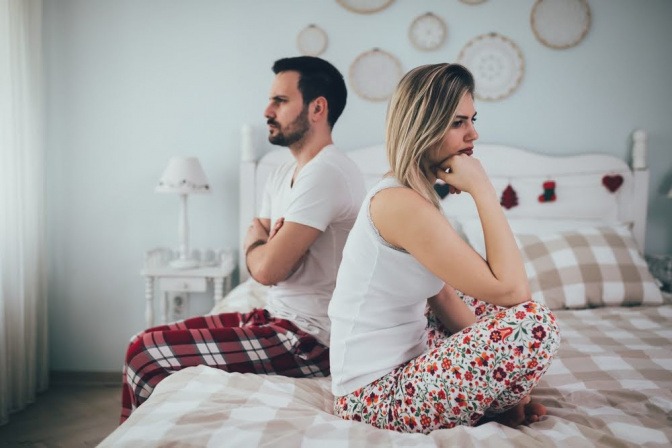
531, 0, 591, 49
296, 24, 328, 56
336, 0, 394, 14
409, 12, 447, 51
349, 48, 403, 102
457, 32, 524, 101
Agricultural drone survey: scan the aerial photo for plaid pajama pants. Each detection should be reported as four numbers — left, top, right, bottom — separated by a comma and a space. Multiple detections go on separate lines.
120, 308, 329, 424
334, 293, 561, 434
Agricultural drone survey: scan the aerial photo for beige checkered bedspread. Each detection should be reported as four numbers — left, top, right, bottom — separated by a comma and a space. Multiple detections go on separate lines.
100, 305, 672, 447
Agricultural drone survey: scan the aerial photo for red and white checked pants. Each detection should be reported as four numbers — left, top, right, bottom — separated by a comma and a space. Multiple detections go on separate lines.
120, 308, 329, 423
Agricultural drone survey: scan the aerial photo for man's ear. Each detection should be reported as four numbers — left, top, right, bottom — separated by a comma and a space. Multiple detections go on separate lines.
311, 97, 328, 121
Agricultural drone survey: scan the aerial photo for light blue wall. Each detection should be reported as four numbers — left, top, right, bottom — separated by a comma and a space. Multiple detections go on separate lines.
44, 0, 672, 371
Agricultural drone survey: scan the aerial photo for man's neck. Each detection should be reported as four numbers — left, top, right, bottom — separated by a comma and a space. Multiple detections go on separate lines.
289, 133, 333, 169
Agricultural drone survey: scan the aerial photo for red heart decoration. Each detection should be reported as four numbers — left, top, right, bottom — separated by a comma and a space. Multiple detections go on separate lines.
602, 175, 623, 193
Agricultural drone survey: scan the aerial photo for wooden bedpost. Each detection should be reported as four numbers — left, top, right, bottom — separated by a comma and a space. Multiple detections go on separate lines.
239, 124, 257, 281
631, 129, 649, 253
241, 124, 255, 162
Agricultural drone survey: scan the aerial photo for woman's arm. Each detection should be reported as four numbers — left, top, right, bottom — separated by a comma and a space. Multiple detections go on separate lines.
371, 156, 529, 307
428, 284, 477, 334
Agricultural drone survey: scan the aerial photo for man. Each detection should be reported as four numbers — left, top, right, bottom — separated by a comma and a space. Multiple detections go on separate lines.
119, 56, 365, 423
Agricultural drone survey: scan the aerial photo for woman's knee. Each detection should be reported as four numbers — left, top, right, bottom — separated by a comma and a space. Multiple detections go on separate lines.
517, 301, 561, 357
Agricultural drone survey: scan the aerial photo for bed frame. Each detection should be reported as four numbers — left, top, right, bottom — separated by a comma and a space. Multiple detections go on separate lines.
238, 128, 650, 281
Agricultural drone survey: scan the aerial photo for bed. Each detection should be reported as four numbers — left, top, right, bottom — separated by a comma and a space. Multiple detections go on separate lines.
99, 129, 672, 448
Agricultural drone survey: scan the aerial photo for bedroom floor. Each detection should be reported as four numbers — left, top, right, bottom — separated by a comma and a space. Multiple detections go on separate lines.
0, 383, 120, 447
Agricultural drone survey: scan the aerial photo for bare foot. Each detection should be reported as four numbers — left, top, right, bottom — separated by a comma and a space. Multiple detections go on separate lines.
479, 396, 547, 427
524, 401, 547, 424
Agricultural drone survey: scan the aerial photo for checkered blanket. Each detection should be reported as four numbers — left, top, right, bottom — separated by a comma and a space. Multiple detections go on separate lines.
100, 305, 672, 448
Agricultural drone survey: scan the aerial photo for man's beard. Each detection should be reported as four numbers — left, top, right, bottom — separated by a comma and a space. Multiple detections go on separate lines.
268, 105, 310, 147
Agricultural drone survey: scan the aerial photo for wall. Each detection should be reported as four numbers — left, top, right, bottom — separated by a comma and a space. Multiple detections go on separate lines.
43, 0, 672, 372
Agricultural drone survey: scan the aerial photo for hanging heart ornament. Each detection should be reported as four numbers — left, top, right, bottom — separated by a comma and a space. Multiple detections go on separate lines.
602, 174, 623, 193
434, 182, 450, 199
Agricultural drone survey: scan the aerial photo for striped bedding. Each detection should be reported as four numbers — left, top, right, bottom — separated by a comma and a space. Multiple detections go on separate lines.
100, 304, 672, 448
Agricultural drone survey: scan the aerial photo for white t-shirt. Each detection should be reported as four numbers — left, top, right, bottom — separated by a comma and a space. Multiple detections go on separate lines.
259, 145, 365, 346
328, 177, 444, 396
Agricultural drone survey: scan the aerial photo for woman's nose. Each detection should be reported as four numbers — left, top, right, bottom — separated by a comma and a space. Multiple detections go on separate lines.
467, 123, 478, 141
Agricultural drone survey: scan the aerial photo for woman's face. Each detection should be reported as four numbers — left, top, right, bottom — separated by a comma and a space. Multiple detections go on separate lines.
427, 93, 479, 173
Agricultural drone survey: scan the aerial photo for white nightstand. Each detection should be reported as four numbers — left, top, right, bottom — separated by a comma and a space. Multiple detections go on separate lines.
141, 248, 236, 327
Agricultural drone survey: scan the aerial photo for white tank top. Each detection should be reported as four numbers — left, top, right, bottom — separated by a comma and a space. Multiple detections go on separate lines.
328, 177, 444, 396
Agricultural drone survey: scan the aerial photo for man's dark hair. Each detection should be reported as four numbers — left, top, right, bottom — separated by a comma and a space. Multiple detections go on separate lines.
272, 56, 347, 129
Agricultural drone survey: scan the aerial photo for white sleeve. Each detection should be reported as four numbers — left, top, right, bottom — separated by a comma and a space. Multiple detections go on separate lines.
283, 163, 347, 231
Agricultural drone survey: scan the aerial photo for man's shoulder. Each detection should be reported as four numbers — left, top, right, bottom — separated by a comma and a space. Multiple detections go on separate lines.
310, 146, 364, 180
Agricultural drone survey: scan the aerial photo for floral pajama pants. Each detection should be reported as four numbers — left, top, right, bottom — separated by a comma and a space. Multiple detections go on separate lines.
334, 294, 561, 434
120, 308, 329, 424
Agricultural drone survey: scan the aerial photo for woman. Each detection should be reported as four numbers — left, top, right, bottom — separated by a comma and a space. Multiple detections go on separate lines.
328, 63, 560, 434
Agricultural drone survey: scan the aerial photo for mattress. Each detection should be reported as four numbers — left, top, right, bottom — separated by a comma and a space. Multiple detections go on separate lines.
100, 305, 672, 448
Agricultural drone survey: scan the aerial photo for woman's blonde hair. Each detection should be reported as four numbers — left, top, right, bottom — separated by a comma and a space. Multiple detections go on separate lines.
385, 63, 475, 208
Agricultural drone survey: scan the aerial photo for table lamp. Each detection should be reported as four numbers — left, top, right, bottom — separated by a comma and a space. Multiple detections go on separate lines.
156, 157, 210, 269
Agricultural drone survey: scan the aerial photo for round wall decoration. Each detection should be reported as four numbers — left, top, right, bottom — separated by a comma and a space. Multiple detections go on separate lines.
531, 0, 591, 49
349, 48, 403, 102
409, 12, 447, 51
336, 0, 394, 14
296, 24, 328, 56
457, 32, 524, 101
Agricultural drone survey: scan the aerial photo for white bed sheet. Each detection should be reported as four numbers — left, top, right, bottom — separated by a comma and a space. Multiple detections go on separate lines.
100, 305, 672, 448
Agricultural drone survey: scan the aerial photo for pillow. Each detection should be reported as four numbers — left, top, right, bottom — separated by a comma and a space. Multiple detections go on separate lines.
460, 218, 620, 258
208, 278, 269, 315
461, 221, 663, 310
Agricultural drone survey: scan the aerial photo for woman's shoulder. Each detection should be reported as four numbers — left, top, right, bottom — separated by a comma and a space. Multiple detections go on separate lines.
372, 178, 425, 199
371, 180, 437, 218
370, 182, 445, 250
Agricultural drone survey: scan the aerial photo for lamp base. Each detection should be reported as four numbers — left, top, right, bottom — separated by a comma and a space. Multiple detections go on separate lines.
169, 258, 199, 269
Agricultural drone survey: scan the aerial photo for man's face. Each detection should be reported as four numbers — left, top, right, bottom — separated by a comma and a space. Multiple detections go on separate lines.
264, 71, 311, 147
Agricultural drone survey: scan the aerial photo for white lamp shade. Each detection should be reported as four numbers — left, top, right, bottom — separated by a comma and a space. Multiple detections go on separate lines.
156, 157, 210, 194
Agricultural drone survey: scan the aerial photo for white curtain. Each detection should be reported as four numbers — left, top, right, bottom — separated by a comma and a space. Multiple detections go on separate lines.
0, 0, 49, 425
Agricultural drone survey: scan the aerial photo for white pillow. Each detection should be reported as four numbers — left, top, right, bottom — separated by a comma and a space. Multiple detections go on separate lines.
460, 218, 619, 258
209, 278, 269, 315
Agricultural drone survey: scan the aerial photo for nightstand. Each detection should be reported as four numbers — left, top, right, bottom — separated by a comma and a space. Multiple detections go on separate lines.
141, 248, 236, 327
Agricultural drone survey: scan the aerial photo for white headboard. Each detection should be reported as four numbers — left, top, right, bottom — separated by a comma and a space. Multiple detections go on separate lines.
238, 129, 649, 280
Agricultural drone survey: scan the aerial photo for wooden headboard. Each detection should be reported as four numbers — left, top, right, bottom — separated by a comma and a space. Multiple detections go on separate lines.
238, 129, 649, 281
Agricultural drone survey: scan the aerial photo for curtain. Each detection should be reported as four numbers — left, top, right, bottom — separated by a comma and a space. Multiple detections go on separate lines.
0, 0, 48, 425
